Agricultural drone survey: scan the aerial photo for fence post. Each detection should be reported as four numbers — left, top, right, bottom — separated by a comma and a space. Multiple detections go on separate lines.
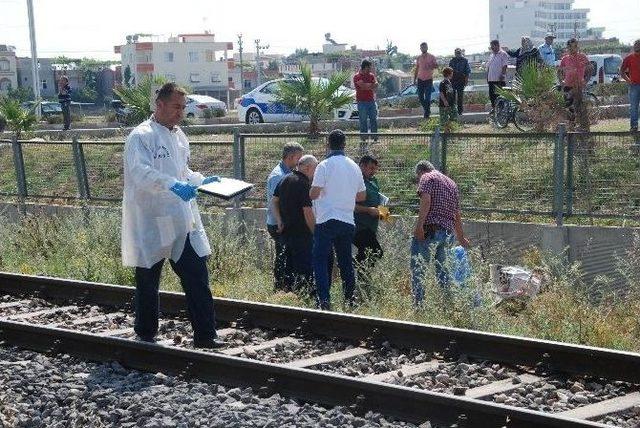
441, 132, 448, 174
72, 136, 91, 200
565, 131, 575, 217
11, 136, 27, 214
232, 128, 241, 180
553, 124, 566, 226
239, 134, 246, 181
429, 127, 442, 170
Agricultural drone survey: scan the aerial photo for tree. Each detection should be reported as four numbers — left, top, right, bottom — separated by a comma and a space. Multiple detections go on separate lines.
0, 97, 38, 139
275, 63, 353, 134
113, 75, 167, 125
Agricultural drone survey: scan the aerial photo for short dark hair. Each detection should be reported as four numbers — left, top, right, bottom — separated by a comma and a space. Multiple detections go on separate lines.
328, 129, 346, 150
361, 59, 372, 69
420, 42, 428, 47
359, 155, 378, 166
490, 39, 500, 46
567, 38, 578, 46
156, 82, 187, 102
442, 67, 454, 77
282, 142, 304, 159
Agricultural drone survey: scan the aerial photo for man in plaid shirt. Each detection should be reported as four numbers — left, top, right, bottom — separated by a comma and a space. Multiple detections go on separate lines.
411, 161, 470, 306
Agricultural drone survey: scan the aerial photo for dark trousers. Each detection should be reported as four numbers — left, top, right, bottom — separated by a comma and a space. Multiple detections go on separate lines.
61, 102, 71, 130
283, 232, 314, 294
453, 86, 465, 115
134, 235, 217, 342
352, 228, 383, 287
488, 81, 506, 108
267, 224, 286, 291
313, 219, 356, 309
416, 79, 433, 119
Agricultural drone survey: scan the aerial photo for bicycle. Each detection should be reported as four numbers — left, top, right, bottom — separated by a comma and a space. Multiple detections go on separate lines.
492, 95, 534, 132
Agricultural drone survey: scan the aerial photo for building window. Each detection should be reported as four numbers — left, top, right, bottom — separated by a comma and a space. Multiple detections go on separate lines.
243, 79, 252, 89
190, 73, 201, 83
210, 72, 221, 83
41, 79, 47, 90
188, 52, 199, 63
165, 73, 176, 81
0, 59, 9, 71
164, 52, 174, 62
205, 50, 214, 62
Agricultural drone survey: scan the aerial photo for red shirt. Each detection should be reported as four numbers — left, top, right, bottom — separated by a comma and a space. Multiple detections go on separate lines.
353, 71, 376, 102
622, 53, 640, 84
560, 53, 590, 88
417, 171, 460, 232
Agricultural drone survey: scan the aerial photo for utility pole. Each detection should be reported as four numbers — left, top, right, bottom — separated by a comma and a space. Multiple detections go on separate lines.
573, 21, 578, 39
255, 39, 269, 86
26, 0, 41, 118
237, 34, 244, 95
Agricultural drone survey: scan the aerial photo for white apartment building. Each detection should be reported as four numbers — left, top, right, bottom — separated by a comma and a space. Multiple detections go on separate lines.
115, 33, 233, 101
0, 45, 18, 94
489, 0, 604, 47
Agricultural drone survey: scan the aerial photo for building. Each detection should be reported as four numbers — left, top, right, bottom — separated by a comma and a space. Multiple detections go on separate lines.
17, 57, 57, 98
489, 0, 605, 48
114, 33, 233, 103
0, 45, 18, 94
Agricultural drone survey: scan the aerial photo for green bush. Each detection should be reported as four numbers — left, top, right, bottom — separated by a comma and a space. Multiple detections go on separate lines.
202, 107, 226, 119
418, 117, 461, 133
398, 97, 421, 109
464, 91, 489, 105
592, 82, 628, 97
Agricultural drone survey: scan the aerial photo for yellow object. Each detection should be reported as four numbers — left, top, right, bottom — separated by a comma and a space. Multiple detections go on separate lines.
378, 205, 391, 222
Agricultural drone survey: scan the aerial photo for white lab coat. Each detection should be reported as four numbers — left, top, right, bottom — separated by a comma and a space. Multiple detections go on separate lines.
121, 118, 211, 268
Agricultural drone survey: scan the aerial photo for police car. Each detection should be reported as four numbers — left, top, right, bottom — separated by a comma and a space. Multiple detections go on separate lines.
237, 78, 358, 124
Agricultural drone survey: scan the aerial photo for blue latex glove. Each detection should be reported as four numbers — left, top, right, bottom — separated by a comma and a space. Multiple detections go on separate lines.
202, 176, 221, 185
170, 181, 198, 202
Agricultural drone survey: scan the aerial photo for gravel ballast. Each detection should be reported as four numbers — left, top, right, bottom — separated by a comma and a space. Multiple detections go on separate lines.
0, 345, 421, 428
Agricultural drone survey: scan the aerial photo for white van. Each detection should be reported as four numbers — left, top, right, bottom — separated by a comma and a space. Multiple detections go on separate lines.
586, 54, 622, 86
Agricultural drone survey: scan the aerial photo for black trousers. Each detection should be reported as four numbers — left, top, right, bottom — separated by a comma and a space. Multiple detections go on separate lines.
61, 102, 71, 130
488, 81, 506, 108
134, 236, 217, 342
416, 79, 433, 119
453, 86, 465, 115
267, 224, 287, 291
282, 232, 314, 294
352, 228, 383, 288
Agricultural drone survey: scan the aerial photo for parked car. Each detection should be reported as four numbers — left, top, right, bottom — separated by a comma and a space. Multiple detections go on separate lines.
378, 82, 440, 108
21, 101, 63, 117
586, 54, 623, 86
184, 94, 227, 118
237, 78, 358, 124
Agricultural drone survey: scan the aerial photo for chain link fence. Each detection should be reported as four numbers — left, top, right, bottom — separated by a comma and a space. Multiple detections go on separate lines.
2, 131, 639, 222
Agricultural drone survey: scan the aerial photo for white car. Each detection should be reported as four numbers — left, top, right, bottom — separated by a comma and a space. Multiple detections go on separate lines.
184, 94, 227, 118
237, 78, 358, 124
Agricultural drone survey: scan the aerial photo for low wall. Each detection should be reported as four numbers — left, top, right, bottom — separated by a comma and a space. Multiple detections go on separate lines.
1, 202, 635, 289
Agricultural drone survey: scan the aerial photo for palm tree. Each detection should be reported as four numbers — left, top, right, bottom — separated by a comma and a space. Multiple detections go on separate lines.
0, 97, 39, 139
113, 75, 167, 125
275, 63, 354, 134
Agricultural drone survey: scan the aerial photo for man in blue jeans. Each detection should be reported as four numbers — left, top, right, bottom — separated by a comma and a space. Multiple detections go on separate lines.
310, 130, 366, 310
353, 59, 379, 142
621, 39, 640, 134
411, 161, 470, 306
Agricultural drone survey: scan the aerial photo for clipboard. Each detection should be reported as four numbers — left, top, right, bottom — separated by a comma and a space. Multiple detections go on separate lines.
197, 178, 254, 200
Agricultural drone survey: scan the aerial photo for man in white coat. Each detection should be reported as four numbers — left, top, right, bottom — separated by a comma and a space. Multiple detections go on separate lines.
122, 82, 223, 349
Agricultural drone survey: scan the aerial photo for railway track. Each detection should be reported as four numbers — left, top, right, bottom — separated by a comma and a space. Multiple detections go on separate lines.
1, 272, 639, 427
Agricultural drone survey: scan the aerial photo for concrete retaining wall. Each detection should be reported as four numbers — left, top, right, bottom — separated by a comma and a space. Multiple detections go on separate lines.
1, 202, 636, 289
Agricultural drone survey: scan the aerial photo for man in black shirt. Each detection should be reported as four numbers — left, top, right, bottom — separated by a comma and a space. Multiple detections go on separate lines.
57, 75, 72, 131
272, 155, 319, 293
448, 48, 471, 116
439, 67, 457, 130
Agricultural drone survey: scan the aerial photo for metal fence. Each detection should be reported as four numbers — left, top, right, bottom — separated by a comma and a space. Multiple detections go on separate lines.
2, 130, 639, 223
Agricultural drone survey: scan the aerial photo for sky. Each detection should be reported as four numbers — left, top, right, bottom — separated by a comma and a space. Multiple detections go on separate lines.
1, 0, 639, 61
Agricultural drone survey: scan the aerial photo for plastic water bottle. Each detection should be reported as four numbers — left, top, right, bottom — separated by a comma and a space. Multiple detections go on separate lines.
451, 246, 471, 285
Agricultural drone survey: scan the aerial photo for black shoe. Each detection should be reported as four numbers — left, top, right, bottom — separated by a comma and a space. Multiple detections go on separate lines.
137, 335, 156, 344
193, 338, 225, 349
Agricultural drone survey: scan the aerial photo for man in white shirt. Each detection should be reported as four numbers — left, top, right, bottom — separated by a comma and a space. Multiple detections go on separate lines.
310, 130, 366, 310
122, 82, 223, 349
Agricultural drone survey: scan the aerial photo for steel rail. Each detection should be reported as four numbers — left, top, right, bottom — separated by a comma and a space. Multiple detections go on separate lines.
1, 272, 639, 385
0, 319, 607, 428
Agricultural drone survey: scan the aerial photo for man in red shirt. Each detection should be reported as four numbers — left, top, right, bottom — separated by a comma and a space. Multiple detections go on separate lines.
558, 38, 593, 108
353, 59, 379, 142
414, 42, 438, 119
621, 39, 640, 132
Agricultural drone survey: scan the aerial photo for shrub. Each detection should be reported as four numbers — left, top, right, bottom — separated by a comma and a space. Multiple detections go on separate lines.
398, 97, 421, 109
464, 91, 490, 105
202, 108, 225, 119
592, 82, 628, 97
418, 117, 461, 133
